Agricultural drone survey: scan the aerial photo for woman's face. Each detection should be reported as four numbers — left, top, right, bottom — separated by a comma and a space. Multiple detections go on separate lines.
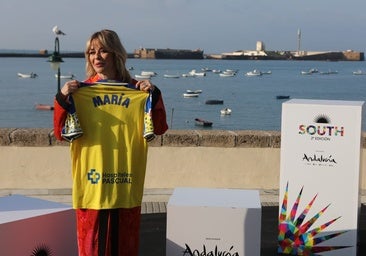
88, 40, 115, 79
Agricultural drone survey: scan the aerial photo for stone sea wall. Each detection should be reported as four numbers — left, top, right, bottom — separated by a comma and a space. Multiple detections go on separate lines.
1, 128, 365, 192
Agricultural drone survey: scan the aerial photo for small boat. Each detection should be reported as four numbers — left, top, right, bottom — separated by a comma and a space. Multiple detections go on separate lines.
18, 72, 37, 78
135, 74, 151, 79
220, 108, 232, 115
276, 95, 290, 100
245, 69, 262, 76
219, 72, 235, 77
183, 92, 199, 98
163, 74, 180, 78
188, 69, 206, 77
301, 68, 318, 75
319, 70, 338, 75
262, 71, 272, 75
301, 70, 312, 75
35, 104, 54, 110
205, 99, 224, 105
141, 71, 157, 76
353, 70, 366, 75
186, 89, 202, 94
181, 73, 195, 77
222, 70, 237, 76
225, 69, 238, 73
55, 73, 75, 79
309, 68, 318, 73
212, 69, 221, 74
194, 118, 213, 127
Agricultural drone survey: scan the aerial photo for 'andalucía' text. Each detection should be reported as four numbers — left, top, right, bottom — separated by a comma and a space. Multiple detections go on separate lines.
183, 244, 239, 256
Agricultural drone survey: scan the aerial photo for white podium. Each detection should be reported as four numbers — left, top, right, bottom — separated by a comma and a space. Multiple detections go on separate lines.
0, 195, 77, 255
279, 99, 364, 256
166, 187, 261, 256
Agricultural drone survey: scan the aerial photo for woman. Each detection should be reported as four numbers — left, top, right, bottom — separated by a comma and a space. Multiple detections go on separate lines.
53, 29, 168, 256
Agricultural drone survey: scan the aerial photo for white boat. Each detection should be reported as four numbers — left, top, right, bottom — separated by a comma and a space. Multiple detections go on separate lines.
219, 72, 235, 77
220, 108, 232, 115
245, 69, 262, 76
353, 70, 366, 75
319, 70, 338, 75
188, 69, 206, 77
301, 68, 318, 75
18, 72, 37, 78
55, 73, 75, 79
222, 70, 237, 75
163, 74, 180, 78
135, 74, 151, 79
181, 73, 195, 77
225, 69, 238, 73
183, 92, 199, 97
212, 69, 221, 74
201, 67, 212, 72
301, 70, 312, 75
141, 71, 157, 76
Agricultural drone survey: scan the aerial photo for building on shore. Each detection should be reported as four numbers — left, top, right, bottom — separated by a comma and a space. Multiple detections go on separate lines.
206, 41, 364, 61
133, 48, 204, 59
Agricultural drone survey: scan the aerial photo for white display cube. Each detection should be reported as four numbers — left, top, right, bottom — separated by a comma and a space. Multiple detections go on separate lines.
0, 195, 77, 255
279, 99, 364, 256
166, 187, 261, 256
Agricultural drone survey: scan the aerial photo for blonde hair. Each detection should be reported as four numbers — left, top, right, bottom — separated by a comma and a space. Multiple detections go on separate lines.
85, 29, 132, 83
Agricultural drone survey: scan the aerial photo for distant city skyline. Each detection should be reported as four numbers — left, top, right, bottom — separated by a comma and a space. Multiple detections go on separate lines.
1, 0, 365, 54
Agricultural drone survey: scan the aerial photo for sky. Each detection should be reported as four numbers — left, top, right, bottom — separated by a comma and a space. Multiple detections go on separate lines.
1, 0, 366, 54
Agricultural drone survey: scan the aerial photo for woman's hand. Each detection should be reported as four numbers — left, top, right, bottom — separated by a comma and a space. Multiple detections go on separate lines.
136, 80, 155, 92
60, 80, 80, 97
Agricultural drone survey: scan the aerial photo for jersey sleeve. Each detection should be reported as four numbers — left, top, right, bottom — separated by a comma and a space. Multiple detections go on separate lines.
53, 92, 69, 141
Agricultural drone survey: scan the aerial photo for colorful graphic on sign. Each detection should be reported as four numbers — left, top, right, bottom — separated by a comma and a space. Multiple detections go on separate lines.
278, 182, 350, 255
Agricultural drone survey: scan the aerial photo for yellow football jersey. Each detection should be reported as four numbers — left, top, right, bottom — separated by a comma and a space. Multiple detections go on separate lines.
69, 84, 149, 209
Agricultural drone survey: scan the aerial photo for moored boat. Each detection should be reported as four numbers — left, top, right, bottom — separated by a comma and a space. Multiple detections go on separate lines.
194, 118, 213, 127
276, 95, 290, 100
183, 92, 199, 97
135, 74, 151, 79
18, 72, 37, 78
220, 108, 232, 115
219, 72, 235, 77
205, 99, 224, 105
35, 104, 54, 110
163, 74, 180, 78
319, 70, 338, 75
245, 69, 262, 76
186, 89, 202, 94
353, 70, 366, 75
301, 68, 319, 75
141, 71, 157, 76
188, 69, 206, 77
55, 73, 75, 79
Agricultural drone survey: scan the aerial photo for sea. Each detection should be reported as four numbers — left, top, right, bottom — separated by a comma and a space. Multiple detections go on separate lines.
1, 56, 366, 131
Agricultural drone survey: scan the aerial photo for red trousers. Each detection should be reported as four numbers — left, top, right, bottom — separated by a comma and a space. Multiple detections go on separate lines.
76, 207, 141, 256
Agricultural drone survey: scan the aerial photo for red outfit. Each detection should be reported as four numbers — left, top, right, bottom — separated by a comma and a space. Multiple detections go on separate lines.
54, 75, 168, 256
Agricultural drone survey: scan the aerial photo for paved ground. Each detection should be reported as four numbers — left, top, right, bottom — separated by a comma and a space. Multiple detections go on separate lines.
1, 189, 365, 255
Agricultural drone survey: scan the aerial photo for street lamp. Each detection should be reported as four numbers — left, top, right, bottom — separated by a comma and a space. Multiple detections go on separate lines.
48, 36, 63, 93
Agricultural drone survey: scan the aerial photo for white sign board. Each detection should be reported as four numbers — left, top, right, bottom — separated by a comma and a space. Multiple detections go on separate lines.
166, 187, 261, 256
279, 99, 364, 256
